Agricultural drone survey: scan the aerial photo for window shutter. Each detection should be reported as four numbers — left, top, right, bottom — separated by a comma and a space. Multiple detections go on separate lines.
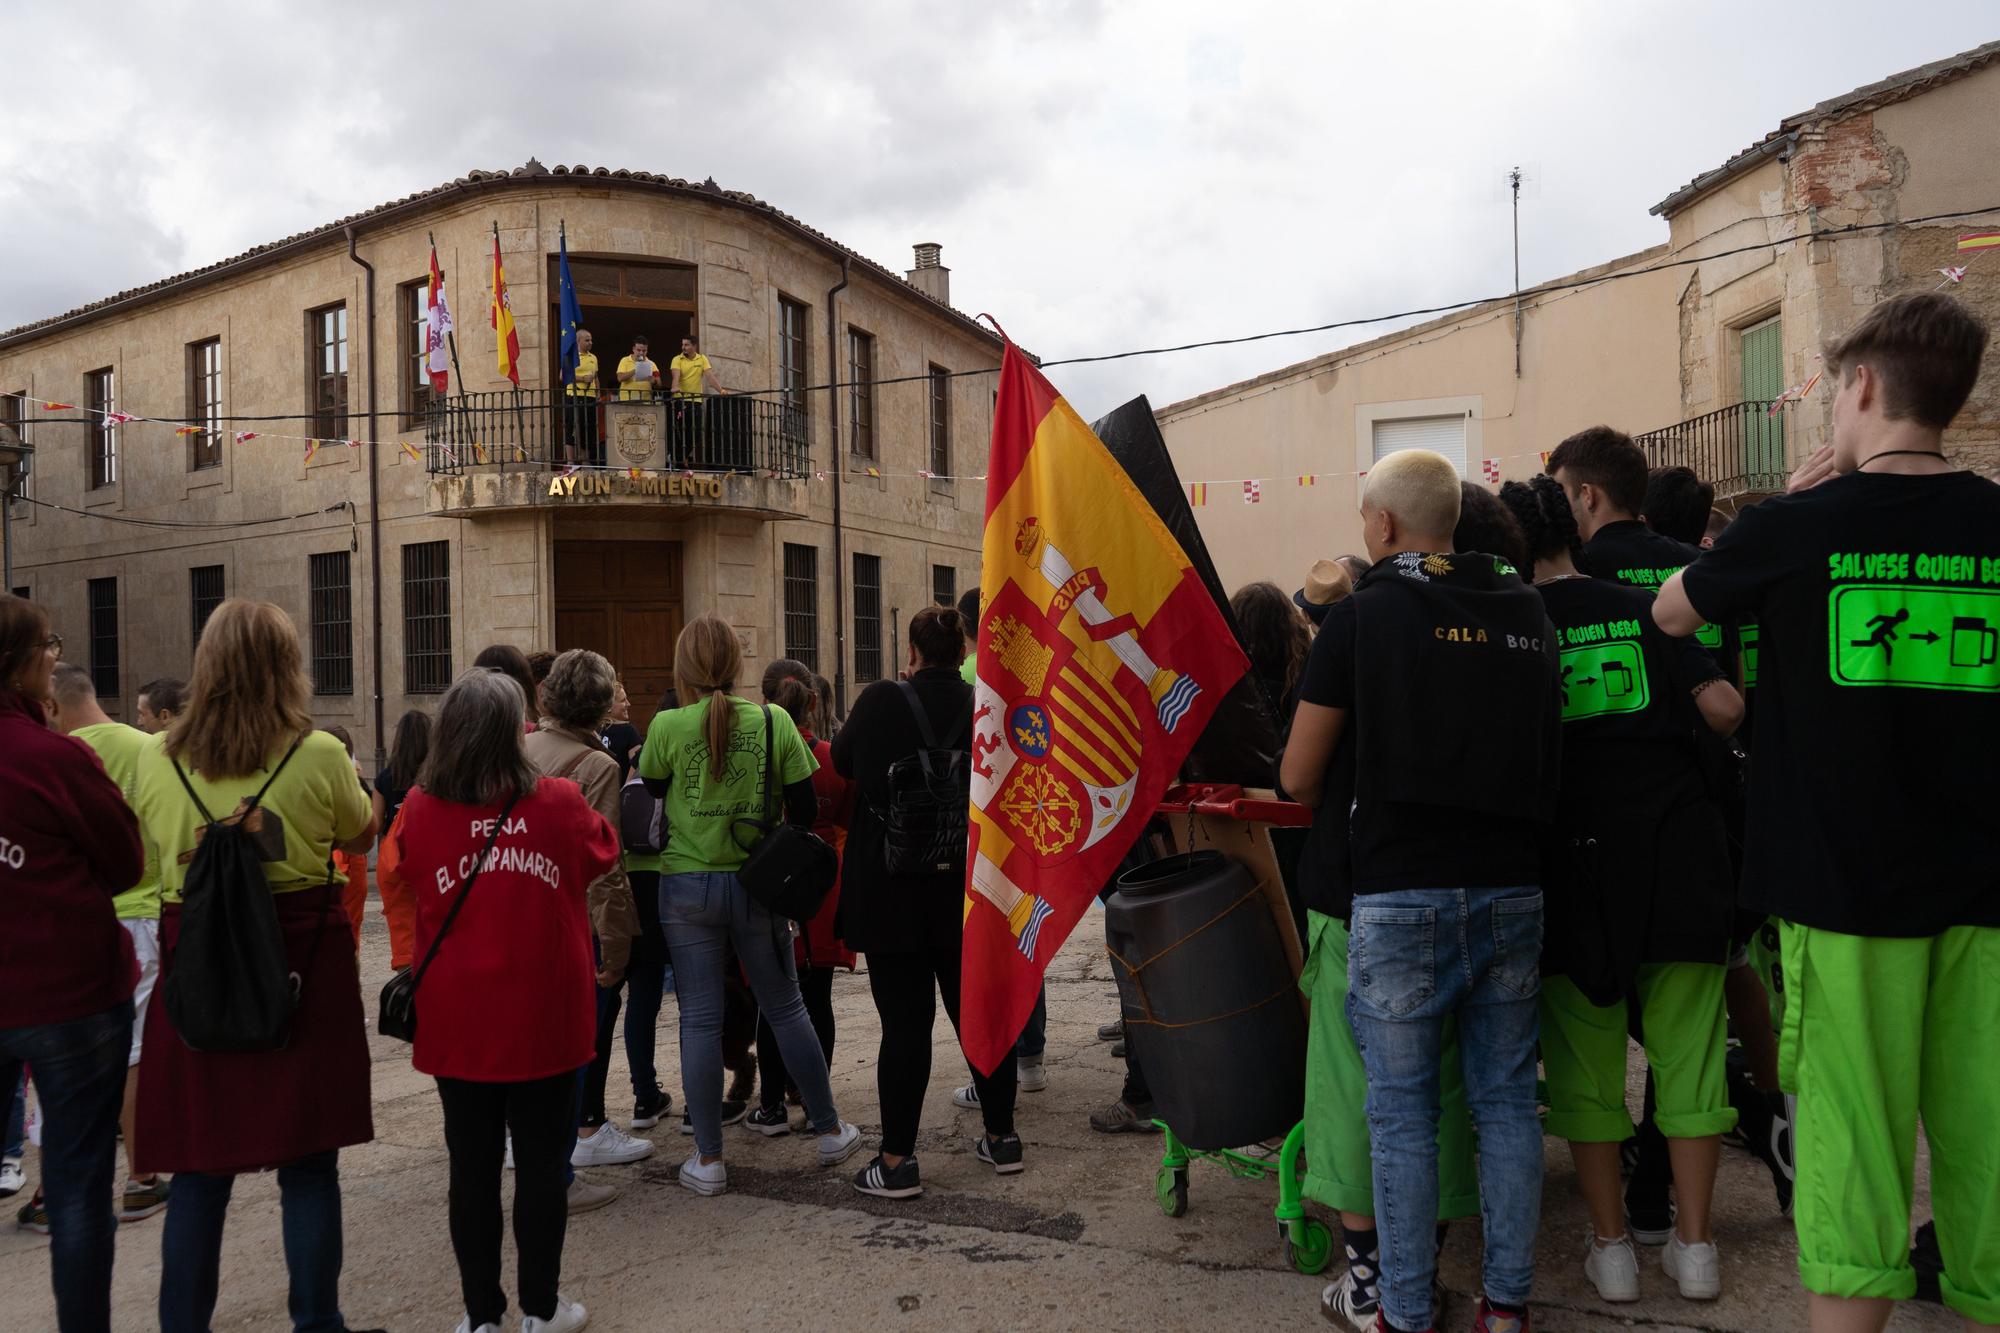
1371, 415, 1469, 475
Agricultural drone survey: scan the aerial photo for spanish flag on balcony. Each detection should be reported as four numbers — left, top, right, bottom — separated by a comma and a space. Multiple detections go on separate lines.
491, 226, 520, 387
960, 336, 1249, 1075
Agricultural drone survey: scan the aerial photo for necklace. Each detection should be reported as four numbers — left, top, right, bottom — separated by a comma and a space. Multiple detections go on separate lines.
1533, 573, 1589, 586
1857, 449, 1951, 471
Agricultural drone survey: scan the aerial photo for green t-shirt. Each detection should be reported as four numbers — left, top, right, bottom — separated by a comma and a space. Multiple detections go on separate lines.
134, 730, 373, 903
960, 655, 976, 684
72, 722, 162, 920
623, 848, 663, 875
636, 696, 817, 875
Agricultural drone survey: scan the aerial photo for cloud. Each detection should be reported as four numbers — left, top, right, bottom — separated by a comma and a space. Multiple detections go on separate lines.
2, 0, 1992, 423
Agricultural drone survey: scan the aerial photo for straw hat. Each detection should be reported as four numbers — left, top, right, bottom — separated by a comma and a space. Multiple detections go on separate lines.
1292, 559, 1353, 625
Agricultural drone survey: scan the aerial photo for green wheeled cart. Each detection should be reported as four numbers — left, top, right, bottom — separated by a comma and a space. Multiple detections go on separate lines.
1152, 1119, 1333, 1275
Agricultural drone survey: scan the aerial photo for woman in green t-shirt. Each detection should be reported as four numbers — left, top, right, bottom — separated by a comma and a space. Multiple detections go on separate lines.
637, 616, 860, 1195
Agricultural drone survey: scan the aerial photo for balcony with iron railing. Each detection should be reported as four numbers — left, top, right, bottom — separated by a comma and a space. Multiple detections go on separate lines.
1634, 400, 1792, 498
419, 388, 814, 519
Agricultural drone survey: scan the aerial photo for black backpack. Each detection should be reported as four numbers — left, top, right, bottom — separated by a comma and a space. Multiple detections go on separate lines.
880, 681, 972, 877
620, 769, 666, 855
163, 734, 333, 1053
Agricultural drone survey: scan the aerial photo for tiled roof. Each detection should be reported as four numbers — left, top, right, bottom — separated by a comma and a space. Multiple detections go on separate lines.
0, 161, 1003, 349
1651, 40, 2000, 217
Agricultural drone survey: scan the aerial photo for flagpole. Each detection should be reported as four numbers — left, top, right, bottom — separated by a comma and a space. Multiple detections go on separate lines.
430, 231, 466, 398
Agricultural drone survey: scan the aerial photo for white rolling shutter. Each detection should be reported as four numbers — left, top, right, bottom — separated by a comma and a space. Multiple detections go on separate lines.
1371, 415, 1468, 475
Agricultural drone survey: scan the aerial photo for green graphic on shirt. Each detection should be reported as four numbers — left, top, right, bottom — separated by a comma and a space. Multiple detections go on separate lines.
1695, 621, 1723, 650
1829, 584, 2000, 692
1740, 621, 1760, 688
1558, 640, 1650, 721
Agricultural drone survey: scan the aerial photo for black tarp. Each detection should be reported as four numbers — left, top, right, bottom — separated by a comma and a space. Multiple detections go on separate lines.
1092, 396, 1280, 786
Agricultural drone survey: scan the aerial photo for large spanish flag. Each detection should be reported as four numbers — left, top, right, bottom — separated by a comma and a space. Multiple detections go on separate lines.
491, 229, 520, 387
961, 339, 1248, 1074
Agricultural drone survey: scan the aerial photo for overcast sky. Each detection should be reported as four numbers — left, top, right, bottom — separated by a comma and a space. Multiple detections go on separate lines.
1, 2, 1992, 419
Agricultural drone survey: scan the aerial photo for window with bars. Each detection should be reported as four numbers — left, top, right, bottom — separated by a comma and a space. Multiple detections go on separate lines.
309, 303, 349, 441
932, 564, 956, 608
401, 279, 433, 429
403, 540, 452, 693
1, 391, 23, 507
782, 543, 820, 671
87, 368, 116, 489
928, 365, 950, 478
190, 565, 224, 645
87, 577, 118, 698
853, 553, 882, 682
308, 552, 353, 695
185, 339, 223, 470
778, 296, 808, 419
846, 328, 875, 459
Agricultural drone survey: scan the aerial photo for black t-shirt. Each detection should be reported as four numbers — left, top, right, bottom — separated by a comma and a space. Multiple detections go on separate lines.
1583, 519, 1733, 660
1540, 576, 1723, 762
1296, 563, 1551, 902
1681, 470, 2000, 936
600, 722, 644, 785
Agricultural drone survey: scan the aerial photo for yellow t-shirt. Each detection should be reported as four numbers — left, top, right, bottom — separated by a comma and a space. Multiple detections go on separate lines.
567, 351, 599, 397
134, 730, 372, 904
72, 722, 162, 920
617, 355, 660, 401
670, 353, 712, 398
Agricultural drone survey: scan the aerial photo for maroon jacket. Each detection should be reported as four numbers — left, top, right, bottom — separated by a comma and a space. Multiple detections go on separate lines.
0, 690, 140, 1028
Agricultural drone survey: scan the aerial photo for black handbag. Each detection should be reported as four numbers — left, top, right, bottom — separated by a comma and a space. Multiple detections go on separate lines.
733, 705, 839, 922
377, 789, 520, 1043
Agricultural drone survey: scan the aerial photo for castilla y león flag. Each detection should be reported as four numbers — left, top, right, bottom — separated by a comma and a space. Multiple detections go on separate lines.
961, 339, 1248, 1074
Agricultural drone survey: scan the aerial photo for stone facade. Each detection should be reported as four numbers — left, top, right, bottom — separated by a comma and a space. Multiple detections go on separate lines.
0, 169, 1002, 759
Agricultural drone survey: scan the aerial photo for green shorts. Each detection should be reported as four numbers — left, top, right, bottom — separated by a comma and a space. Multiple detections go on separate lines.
1539, 964, 1737, 1143
1780, 922, 2000, 1323
1300, 910, 1478, 1219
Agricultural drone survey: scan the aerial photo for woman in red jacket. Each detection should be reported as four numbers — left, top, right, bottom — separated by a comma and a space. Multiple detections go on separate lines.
0, 594, 142, 1333
746, 664, 856, 1133
390, 668, 620, 1333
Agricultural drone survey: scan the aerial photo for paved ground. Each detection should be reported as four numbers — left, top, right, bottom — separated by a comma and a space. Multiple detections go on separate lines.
3, 900, 1954, 1332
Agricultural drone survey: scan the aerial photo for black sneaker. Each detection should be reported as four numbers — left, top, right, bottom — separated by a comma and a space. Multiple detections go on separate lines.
853, 1154, 924, 1199
974, 1134, 1024, 1175
631, 1083, 672, 1130
1625, 1191, 1675, 1246
1097, 1017, 1124, 1042
1912, 1220, 1944, 1305
680, 1101, 750, 1135
745, 1104, 791, 1137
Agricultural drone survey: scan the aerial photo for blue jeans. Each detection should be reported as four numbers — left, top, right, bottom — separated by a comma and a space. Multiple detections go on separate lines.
660, 871, 840, 1157
159, 1149, 345, 1333
1347, 887, 1544, 1331
1015, 984, 1047, 1060
0, 1002, 132, 1333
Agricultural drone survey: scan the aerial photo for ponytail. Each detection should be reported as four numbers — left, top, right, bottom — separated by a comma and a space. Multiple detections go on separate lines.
673, 614, 746, 782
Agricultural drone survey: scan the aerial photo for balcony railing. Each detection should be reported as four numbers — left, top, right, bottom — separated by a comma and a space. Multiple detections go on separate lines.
1634, 400, 1790, 497
422, 388, 810, 478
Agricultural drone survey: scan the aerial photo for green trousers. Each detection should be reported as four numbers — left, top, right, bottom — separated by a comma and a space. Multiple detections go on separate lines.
1300, 910, 1479, 1219
1780, 921, 2000, 1323
1539, 965, 1737, 1142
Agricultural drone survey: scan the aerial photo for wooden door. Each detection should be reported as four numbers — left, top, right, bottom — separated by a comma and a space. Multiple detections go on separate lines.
554, 541, 683, 735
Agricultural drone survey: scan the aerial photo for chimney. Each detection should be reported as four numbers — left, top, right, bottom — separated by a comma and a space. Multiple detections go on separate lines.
905, 242, 950, 305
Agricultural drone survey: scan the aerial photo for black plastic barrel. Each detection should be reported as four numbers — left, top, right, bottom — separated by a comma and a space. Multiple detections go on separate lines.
1106, 849, 1305, 1150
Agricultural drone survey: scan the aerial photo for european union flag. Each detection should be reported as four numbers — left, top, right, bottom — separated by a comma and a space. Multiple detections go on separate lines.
558, 229, 583, 386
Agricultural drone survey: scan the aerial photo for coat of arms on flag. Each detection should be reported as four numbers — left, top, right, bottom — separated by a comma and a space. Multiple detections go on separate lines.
963, 338, 1249, 1075
1243, 479, 1261, 504
1481, 459, 1501, 484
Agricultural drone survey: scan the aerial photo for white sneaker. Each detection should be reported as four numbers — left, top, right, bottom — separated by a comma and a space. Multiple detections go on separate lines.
952, 1083, 981, 1109
0, 1159, 24, 1197
451, 1319, 502, 1333
1662, 1233, 1722, 1300
678, 1151, 727, 1196
570, 1122, 654, 1167
521, 1292, 589, 1332
1583, 1233, 1641, 1303
566, 1175, 619, 1213
818, 1120, 863, 1167
1017, 1056, 1048, 1093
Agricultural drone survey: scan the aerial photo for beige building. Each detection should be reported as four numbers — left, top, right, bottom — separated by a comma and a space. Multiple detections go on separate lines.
1159, 40, 2000, 594
0, 163, 1002, 760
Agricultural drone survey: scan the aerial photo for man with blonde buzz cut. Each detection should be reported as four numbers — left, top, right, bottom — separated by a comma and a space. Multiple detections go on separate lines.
1284, 448, 1561, 1333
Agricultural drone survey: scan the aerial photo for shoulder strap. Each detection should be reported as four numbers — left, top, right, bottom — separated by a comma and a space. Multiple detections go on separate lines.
759, 704, 777, 826
898, 679, 941, 750
168, 731, 308, 827
408, 787, 522, 995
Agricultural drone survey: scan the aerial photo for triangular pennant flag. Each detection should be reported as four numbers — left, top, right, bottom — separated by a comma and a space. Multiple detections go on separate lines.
42, 401, 75, 411
234, 431, 259, 443
303, 439, 321, 465
401, 441, 422, 462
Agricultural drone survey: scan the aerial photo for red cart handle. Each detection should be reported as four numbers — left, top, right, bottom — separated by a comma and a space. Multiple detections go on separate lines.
1153, 782, 1313, 828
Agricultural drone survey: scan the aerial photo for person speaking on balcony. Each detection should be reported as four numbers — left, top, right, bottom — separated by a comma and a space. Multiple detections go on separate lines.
616, 336, 662, 402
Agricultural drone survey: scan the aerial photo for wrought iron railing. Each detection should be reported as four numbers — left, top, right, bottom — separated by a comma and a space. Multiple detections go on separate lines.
422, 389, 810, 478
1634, 400, 1789, 496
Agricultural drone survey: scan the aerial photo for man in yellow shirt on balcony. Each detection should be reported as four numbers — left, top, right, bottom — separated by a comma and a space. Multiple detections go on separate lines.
670, 335, 727, 399
616, 335, 662, 402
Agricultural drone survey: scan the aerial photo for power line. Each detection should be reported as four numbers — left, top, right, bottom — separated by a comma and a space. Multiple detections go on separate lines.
13, 494, 353, 532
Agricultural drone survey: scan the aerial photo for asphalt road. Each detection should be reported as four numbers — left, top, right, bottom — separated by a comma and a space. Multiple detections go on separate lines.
2, 899, 1955, 1332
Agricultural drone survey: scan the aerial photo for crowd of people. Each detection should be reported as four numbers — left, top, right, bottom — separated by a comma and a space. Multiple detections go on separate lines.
1, 290, 1994, 1333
